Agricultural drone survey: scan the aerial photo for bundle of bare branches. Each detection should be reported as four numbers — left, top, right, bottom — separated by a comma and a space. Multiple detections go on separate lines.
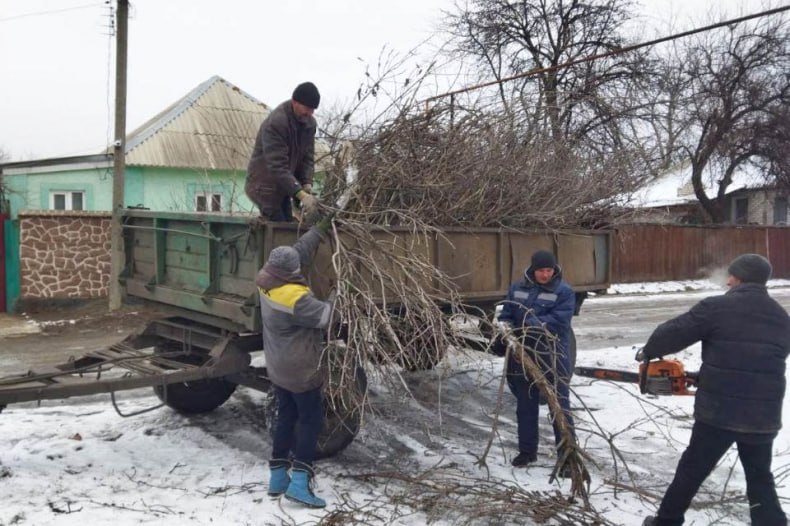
347, 466, 613, 525
476, 325, 592, 504
310, 50, 621, 506
320, 104, 638, 230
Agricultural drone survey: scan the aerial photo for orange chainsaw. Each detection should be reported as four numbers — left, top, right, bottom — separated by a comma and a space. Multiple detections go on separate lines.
574, 358, 698, 396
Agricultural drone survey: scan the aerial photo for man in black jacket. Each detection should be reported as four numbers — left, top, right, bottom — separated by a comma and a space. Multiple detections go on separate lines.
245, 82, 321, 222
641, 254, 790, 526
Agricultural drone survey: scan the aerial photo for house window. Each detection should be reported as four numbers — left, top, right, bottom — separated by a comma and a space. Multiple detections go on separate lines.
195, 192, 222, 212
49, 191, 85, 211
734, 198, 749, 224
775, 196, 788, 225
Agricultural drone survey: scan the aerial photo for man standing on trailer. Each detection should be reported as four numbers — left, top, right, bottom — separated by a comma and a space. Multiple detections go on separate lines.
641, 254, 790, 526
246, 82, 321, 222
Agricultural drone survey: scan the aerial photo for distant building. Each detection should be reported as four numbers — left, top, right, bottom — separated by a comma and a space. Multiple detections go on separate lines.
0, 75, 328, 218
621, 162, 788, 225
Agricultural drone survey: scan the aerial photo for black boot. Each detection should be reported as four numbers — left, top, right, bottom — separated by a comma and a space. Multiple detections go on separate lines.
511, 452, 537, 467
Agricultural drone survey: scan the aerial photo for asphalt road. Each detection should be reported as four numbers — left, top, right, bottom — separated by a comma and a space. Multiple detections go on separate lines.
2, 287, 790, 375
574, 286, 790, 352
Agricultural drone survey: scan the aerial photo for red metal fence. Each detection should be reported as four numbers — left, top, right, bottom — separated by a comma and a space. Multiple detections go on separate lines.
613, 224, 790, 283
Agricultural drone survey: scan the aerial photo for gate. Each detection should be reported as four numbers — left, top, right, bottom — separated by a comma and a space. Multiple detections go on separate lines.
0, 213, 7, 312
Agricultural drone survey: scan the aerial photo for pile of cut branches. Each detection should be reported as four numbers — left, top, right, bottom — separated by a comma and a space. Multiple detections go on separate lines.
308, 50, 624, 507
319, 105, 637, 230
347, 466, 612, 526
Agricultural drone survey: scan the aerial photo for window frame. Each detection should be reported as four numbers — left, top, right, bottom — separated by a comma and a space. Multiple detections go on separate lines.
49, 190, 85, 211
733, 197, 749, 225
774, 196, 788, 225
195, 191, 223, 212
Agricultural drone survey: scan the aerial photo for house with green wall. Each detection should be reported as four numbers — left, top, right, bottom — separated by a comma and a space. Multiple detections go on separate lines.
0, 75, 327, 311
1, 75, 271, 218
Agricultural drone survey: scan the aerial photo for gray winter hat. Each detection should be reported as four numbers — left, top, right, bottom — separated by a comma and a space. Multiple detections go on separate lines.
727, 253, 772, 284
267, 246, 300, 274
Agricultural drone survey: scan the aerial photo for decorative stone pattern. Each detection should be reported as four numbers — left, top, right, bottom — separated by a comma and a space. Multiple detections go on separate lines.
18, 211, 112, 299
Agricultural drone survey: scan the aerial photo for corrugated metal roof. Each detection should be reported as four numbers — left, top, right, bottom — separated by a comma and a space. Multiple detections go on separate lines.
122, 76, 270, 170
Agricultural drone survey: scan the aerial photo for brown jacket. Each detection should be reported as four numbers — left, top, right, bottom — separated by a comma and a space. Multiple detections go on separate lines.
245, 100, 316, 213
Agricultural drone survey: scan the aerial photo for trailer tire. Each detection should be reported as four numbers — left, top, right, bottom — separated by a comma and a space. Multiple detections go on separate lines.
315, 365, 367, 460
152, 343, 237, 414
154, 378, 237, 414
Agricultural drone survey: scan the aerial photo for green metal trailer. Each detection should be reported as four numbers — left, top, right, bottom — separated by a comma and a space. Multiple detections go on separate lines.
0, 209, 611, 457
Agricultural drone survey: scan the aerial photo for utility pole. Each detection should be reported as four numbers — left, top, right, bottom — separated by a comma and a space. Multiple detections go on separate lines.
109, 0, 128, 310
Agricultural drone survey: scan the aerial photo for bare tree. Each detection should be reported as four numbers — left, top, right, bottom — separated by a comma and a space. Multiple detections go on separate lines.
625, 43, 693, 176
444, 0, 649, 154
664, 13, 790, 223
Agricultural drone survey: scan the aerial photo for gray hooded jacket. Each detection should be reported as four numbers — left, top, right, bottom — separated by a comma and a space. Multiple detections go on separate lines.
257, 226, 331, 393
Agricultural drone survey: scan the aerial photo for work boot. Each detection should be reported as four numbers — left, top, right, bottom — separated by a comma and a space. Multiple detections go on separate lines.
285, 463, 326, 508
268, 459, 290, 497
511, 452, 537, 467
642, 517, 657, 526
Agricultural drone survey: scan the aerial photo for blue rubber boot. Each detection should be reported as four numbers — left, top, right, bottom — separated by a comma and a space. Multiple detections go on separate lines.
285, 467, 326, 508
268, 460, 290, 497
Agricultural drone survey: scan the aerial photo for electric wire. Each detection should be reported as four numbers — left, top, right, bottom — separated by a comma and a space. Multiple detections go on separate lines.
0, 2, 104, 23
425, 5, 790, 105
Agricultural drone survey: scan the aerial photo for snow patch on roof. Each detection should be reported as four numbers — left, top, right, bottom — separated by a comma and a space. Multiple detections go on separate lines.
627, 161, 766, 208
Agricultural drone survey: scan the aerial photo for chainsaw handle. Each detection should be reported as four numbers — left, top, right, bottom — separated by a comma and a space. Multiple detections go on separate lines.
637, 348, 651, 394
633, 347, 651, 394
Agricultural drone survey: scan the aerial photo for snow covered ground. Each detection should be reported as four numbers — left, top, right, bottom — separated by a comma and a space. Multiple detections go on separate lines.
1, 282, 789, 525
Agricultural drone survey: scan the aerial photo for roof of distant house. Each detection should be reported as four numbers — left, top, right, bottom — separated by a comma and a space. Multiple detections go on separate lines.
627, 161, 768, 208
1, 76, 333, 175
120, 75, 269, 171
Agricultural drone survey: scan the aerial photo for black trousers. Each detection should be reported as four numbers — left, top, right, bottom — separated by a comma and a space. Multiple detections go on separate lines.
258, 196, 293, 222
270, 385, 323, 468
506, 355, 575, 456
655, 421, 785, 525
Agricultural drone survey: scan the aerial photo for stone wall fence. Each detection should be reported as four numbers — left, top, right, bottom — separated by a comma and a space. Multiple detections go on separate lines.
13, 214, 790, 305
18, 210, 111, 300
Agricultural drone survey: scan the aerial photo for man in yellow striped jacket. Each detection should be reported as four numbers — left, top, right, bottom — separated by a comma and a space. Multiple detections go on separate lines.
256, 222, 334, 508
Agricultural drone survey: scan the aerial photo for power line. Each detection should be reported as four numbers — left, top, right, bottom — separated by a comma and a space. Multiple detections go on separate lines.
425, 5, 790, 105
0, 3, 104, 23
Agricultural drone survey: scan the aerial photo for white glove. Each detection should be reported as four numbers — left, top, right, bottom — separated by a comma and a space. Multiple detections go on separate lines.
298, 191, 321, 224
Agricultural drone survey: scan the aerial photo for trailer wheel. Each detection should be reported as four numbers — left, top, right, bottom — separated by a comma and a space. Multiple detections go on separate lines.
315, 363, 368, 460
152, 343, 237, 414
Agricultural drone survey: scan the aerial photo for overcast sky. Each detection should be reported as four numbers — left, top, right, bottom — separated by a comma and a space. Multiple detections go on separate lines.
0, 0, 774, 161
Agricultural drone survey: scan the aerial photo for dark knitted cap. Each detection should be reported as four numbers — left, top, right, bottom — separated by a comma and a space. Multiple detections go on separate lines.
727, 253, 772, 284
267, 246, 300, 274
531, 250, 557, 270
292, 82, 320, 109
